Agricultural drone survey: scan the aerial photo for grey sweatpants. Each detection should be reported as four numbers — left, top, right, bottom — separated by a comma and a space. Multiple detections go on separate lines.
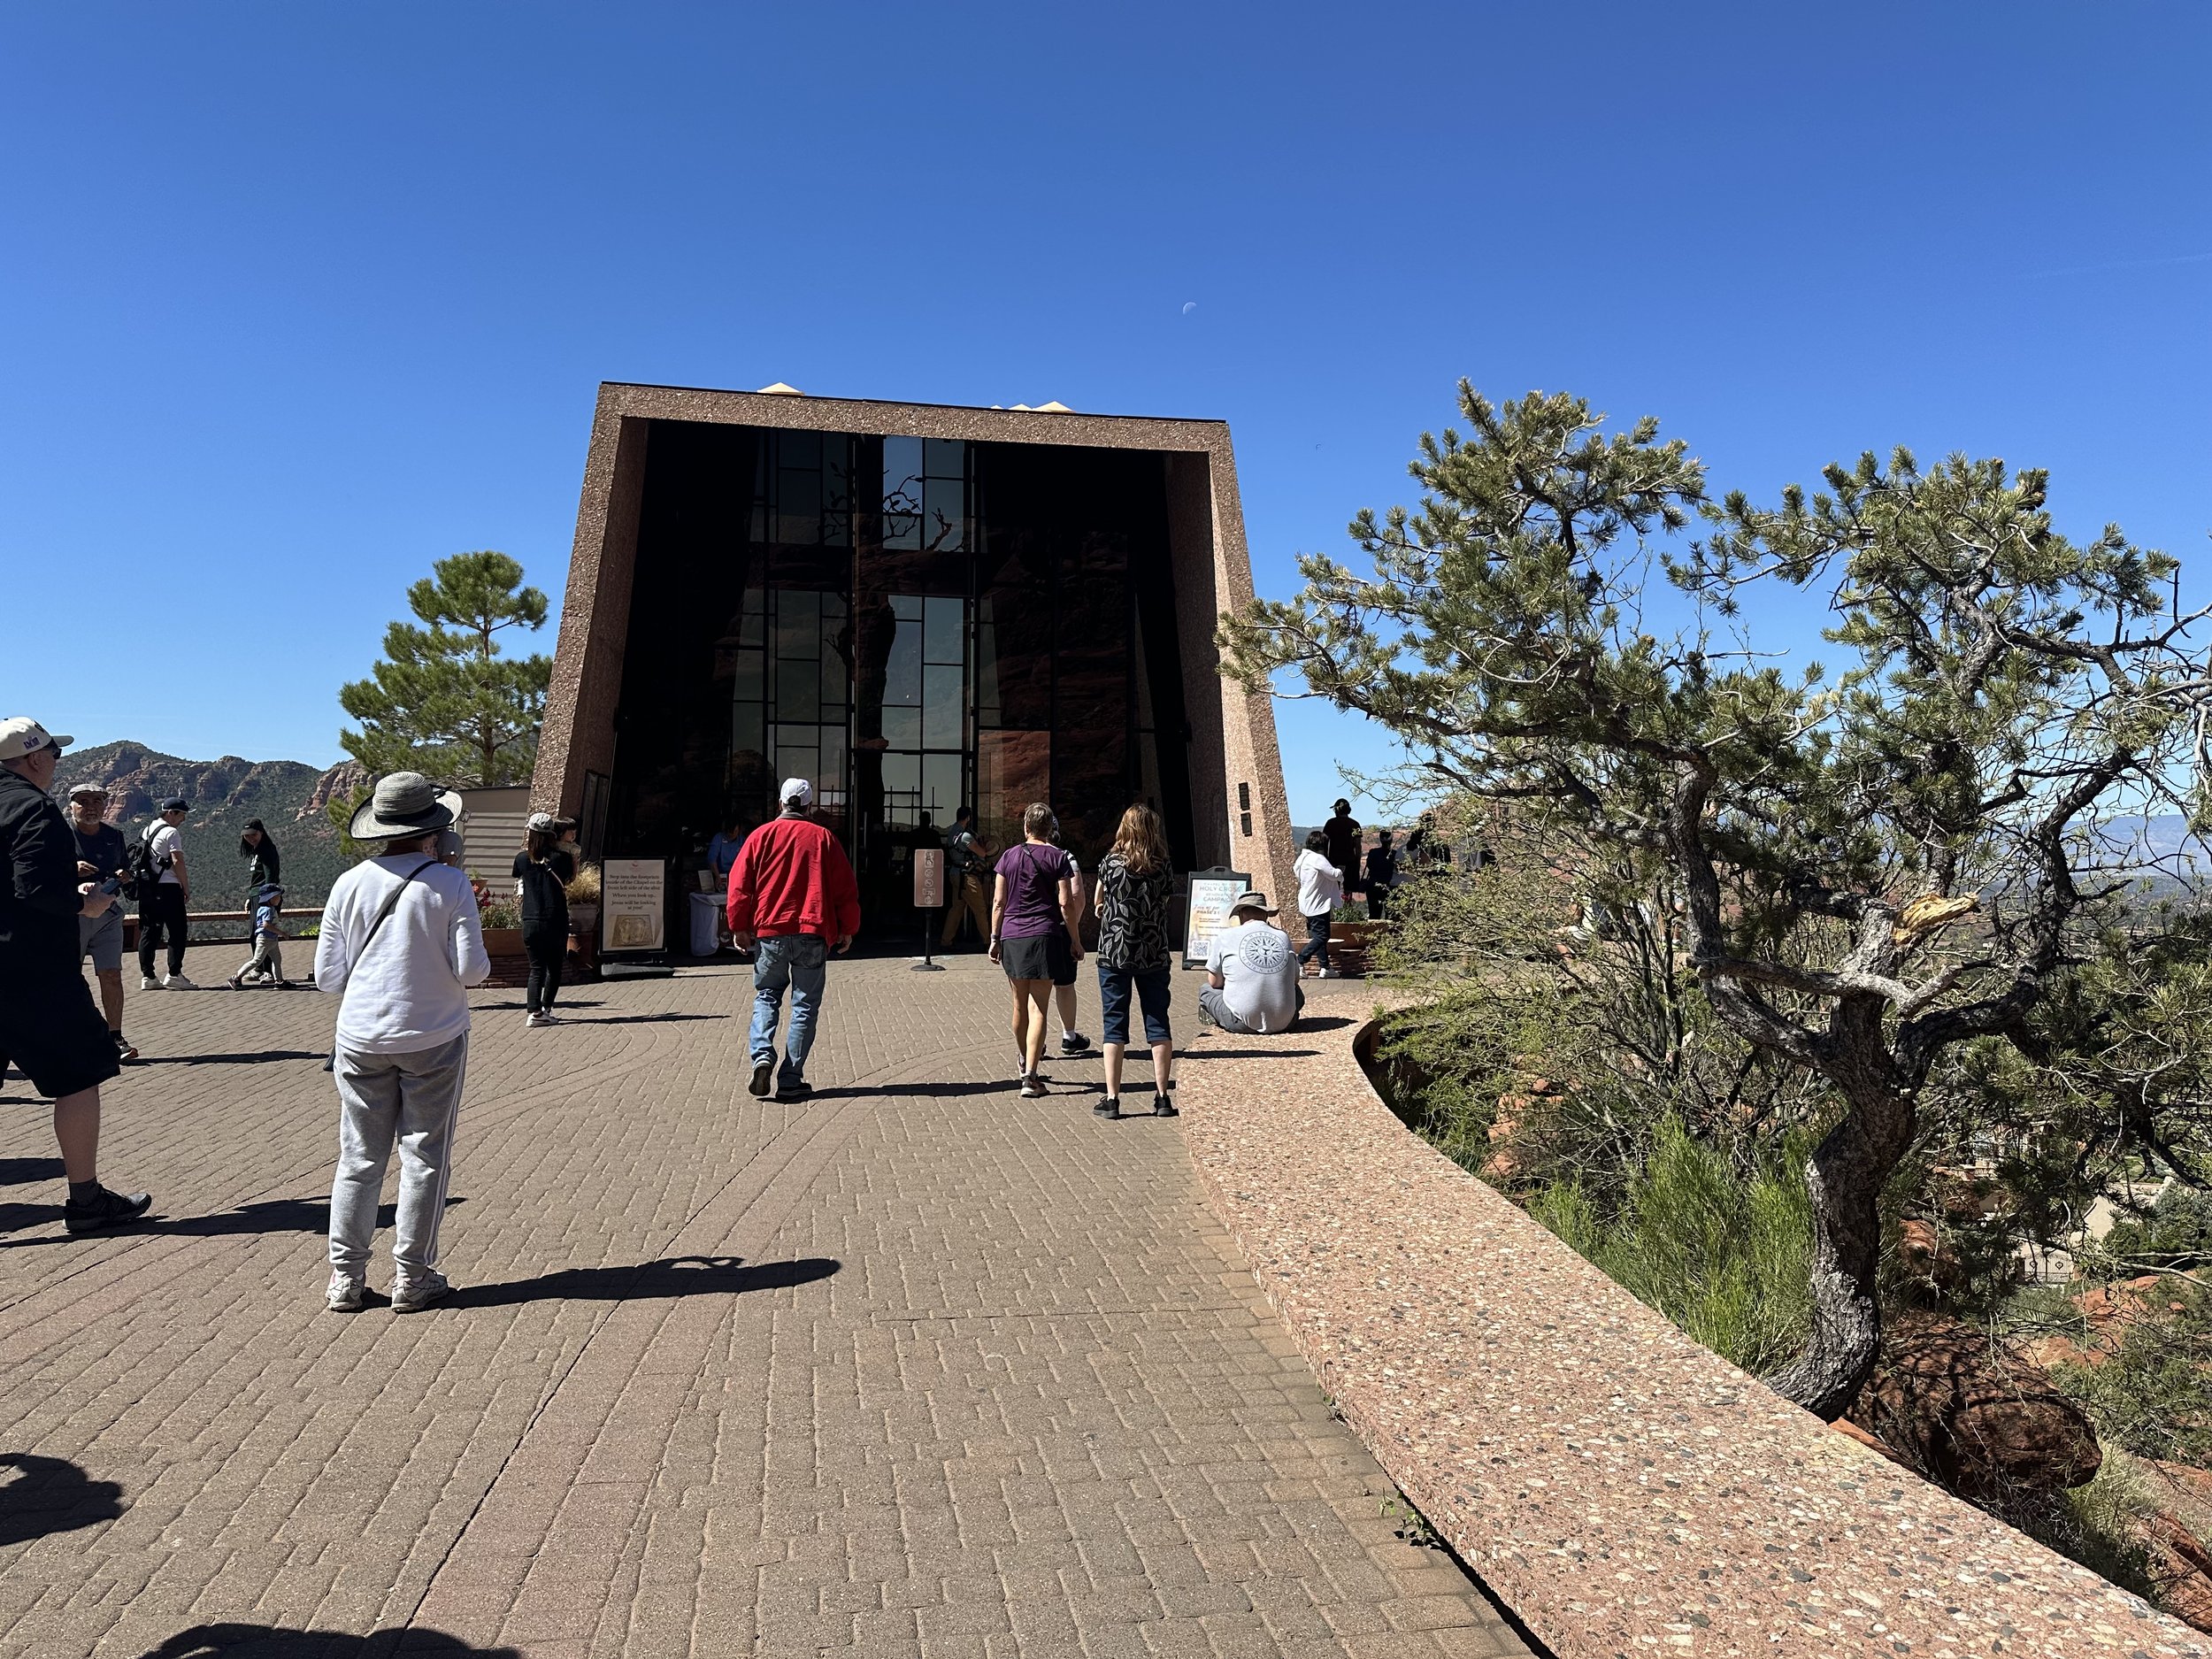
328, 1033, 467, 1280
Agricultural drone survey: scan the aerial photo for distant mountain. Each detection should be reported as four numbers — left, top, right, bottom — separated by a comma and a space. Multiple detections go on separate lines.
54, 741, 364, 915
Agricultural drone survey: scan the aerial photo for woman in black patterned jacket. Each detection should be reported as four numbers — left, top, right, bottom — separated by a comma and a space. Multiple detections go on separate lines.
1091, 803, 1177, 1121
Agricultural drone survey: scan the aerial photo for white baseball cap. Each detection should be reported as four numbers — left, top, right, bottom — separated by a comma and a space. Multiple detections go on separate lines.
0, 718, 71, 762
779, 778, 813, 806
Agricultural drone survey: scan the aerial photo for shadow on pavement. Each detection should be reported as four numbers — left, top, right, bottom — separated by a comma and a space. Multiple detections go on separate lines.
1295, 1014, 1359, 1032
0, 1202, 64, 1236
0, 1158, 63, 1187
1185, 1048, 1321, 1061
0, 1196, 465, 1250
447, 1254, 839, 1310
557, 1011, 728, 1025
0, 1452, 125, 1548
137, 1050, 326, 1066
134, 1625, 521, 1657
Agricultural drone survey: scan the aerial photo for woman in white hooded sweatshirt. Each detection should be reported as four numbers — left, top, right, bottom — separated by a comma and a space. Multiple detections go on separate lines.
314, 773, 489, 1315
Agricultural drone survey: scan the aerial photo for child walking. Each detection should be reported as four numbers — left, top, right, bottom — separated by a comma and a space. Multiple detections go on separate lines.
228, 883, 288, 988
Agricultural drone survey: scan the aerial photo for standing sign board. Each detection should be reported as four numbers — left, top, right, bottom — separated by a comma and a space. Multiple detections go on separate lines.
600, 858, 667, 956
912, 847, 944, 910
1181, 868, 1251, 969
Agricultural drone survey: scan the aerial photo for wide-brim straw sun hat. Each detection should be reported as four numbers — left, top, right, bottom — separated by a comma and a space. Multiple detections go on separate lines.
347, 772, 464, 841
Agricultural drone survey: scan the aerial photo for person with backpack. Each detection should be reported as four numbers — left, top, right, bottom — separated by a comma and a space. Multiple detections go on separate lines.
134, 796, 194, 989
315, 772, 488, 1315
66, 785, 136, 1061
937, 804, 993, 949
511, 811, 574, 1028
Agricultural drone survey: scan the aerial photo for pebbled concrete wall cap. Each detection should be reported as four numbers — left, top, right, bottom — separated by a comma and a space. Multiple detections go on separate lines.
1175, 1004, 2208, 1658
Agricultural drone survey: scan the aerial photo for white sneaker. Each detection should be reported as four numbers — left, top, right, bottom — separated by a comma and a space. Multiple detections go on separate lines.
391, 1270, 450, 1314
1319, 968, 1342, 979
527, 1011, 556, 1028
326, 1273, 365, 1314
140, 976, 161, 992
163, 974, 197, 990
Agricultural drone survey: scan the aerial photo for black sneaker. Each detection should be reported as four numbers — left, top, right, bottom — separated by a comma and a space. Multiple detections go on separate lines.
749, 1057, 774, 1098
1152, 1098, 1179, 1118
1059, 1032, 1091, 1056
64, 1186, 152, 1234
775, 1076, 812, 1102
1094, 1097, 1120, 1118
111, 1033, 138, 1062
1019, 1072, 1048, 1099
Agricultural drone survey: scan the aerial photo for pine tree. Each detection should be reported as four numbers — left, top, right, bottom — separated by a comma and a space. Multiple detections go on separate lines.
339, 551, 552, 787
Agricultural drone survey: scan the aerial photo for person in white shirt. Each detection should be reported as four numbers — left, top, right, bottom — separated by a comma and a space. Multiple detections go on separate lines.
1200, 891, 1304, 1035
1292, 829, 1346, 979
137, 796, 195, 989
314, 773, 488, 1315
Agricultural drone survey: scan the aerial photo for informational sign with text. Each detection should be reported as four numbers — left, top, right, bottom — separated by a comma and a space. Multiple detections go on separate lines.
601, 857, 667, 955
1181, 869, 1251, 968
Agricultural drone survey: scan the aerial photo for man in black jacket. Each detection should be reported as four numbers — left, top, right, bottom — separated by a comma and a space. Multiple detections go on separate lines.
0, 718, 152, 1233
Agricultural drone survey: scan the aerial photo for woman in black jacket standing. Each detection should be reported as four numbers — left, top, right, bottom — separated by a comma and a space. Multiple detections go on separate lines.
512, 812, 573, 1028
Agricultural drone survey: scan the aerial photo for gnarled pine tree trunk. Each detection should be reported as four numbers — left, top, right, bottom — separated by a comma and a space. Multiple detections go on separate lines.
1765, 1080, 1917, 1420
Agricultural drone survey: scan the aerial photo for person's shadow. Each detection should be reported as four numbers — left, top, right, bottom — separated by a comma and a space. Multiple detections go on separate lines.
0, 1196, 468, 1249
134, 1625, 519, 1657
0, 1452, 125, 1548
445, 1254, 838, 1310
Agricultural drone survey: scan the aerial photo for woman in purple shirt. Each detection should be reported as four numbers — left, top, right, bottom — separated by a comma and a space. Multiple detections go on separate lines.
989, 802, 1084, 1097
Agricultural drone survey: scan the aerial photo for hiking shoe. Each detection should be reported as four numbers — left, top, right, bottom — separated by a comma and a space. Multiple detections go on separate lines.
163, 974, 197, 990
1094, 1096, 1121, 1119
775, 1076, 812, 1102
391, 1271, 449, 1314
1059, 1032, 1092, 1056
63, 1186, 152, 1234
326, 1273, 365, 1314
1019, 1072, 1048, 1099
749, 1057, 775, 1098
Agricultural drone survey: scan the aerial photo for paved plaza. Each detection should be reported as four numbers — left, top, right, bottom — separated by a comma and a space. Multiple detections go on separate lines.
0, 956, 1527, 1658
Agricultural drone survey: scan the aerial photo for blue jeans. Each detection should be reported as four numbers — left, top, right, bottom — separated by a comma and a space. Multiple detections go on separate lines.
749, 933, 827, 1082
1098, 964, 1172, 1047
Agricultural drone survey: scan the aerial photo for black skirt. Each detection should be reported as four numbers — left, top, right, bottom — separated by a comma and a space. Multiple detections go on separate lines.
1000, 932, 1073, 983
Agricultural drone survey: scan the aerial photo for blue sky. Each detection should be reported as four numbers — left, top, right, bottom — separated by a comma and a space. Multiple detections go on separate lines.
4, 4, 2209, 825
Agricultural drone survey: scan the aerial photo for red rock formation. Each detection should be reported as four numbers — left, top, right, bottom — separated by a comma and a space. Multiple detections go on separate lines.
1849, 1310, 2102, 1496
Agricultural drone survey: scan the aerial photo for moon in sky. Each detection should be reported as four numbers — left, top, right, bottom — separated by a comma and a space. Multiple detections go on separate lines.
1181, 301, 1197, 314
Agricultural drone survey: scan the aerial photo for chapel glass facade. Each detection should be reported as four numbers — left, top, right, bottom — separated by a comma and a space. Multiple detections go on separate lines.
605, 419, 1195, 934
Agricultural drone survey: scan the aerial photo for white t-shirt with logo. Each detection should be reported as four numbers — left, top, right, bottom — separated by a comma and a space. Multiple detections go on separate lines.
1205, 918, 1301, 1033
149, 821, 185, 886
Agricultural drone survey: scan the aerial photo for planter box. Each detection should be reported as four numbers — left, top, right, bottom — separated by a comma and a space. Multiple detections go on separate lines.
481, 926, 530, 989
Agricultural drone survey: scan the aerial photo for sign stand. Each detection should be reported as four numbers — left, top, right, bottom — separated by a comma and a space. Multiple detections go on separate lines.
911, 846, 947, 972
1181, 865, 1251, 971
600, 856, 675, 979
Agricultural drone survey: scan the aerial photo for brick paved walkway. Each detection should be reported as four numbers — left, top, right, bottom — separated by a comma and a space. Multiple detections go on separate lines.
0, 956, 1527, 1658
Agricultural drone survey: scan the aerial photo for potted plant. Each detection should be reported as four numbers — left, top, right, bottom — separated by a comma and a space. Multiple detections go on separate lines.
565, 863, 602, 976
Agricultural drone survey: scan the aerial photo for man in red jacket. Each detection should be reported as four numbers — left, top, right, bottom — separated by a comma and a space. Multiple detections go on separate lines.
726, 778, 862, 1102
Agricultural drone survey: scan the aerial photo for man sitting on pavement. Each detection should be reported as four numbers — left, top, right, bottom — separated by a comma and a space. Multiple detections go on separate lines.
67, 784, 137, 1061
726, 778, 861, 1103
0, 717, 153, 1233
1198, 890, 1305, 1036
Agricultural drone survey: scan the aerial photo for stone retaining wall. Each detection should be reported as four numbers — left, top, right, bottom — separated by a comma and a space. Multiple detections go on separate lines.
1176, 1007, 2208, 1658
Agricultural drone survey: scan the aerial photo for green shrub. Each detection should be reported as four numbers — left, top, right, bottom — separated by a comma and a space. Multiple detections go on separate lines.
1526, 1118, 1815, 1377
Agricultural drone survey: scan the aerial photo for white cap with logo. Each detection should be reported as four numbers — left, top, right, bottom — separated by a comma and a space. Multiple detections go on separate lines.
780, 778, 813, 807
0, 718, 71, 762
